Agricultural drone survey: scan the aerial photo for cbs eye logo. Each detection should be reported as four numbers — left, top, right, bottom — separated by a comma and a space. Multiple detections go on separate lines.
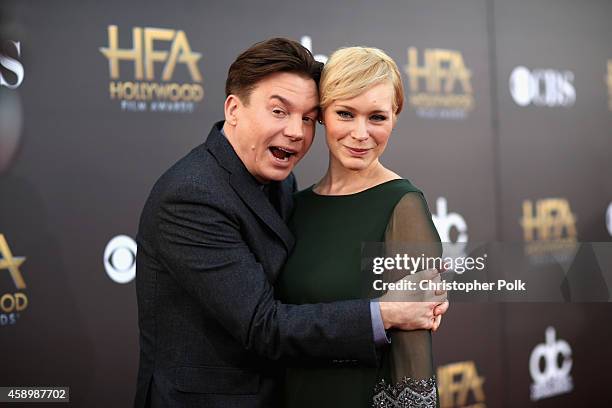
606, 203, 612, 236
104, 235, 137, 284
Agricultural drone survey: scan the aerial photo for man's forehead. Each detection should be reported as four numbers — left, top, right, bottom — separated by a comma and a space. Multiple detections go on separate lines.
256, 73, 318, 104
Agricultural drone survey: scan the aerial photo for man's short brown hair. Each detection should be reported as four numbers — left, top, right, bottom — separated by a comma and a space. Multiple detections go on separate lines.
225, 37, 323, 104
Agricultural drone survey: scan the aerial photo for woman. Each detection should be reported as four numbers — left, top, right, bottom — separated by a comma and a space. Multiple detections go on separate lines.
275, 46, 442, 407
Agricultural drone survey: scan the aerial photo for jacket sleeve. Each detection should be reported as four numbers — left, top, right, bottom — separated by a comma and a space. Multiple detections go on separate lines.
154, 182, 378, 365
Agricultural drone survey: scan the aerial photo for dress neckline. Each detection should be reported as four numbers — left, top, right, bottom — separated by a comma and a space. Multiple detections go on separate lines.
308, 179, 407, 197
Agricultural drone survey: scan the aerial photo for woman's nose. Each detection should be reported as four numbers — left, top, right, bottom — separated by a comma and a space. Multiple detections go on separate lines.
351, 120, 369, 141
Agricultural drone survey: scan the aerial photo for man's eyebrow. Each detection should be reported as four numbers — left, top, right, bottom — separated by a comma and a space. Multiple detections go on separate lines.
305, 105, 319, 115
271, 95, 319, 115
270, 95, 293, 108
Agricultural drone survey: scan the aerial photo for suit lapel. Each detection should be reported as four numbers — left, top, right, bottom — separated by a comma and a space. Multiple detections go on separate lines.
229, 173, 294, 251
205, 122, 295, 251
276, 176, 295, 222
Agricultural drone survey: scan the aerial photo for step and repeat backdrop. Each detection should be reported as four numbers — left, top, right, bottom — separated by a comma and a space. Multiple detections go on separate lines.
1, 0, 611, 406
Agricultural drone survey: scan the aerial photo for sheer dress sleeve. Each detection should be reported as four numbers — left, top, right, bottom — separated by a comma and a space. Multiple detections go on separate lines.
373, 192, 441, 408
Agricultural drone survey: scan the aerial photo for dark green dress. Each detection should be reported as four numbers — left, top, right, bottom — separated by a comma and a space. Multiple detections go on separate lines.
276, 179, 441, 408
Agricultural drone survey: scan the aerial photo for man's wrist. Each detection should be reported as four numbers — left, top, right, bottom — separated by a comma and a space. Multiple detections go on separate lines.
370, 300, 391, 346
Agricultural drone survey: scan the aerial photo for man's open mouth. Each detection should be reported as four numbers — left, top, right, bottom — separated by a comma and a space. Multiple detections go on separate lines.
269, 146, 296, 161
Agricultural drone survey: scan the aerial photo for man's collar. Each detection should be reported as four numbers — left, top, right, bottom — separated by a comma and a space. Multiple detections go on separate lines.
205, 121, 259, 184
213, 122, 269, 188
205, 121, 294, 249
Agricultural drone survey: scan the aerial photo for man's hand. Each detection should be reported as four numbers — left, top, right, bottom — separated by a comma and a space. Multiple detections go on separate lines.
379, 299, 448, 331
378, 268, 449, 331
432, 300, 448, 332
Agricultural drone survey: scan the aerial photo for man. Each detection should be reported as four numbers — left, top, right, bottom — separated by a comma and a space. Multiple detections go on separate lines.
135, 37, 448, 407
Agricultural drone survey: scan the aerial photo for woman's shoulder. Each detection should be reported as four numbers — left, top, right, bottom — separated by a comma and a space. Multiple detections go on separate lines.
376, 167, 421, 195
382, 178, 422, 197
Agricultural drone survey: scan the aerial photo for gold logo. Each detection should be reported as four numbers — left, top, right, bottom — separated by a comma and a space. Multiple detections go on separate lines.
520, 198, 577, 257
0, 234, 26, 289
0, 234, 28, 322
521, 199, 577, 242
99, 26, 204, 112
405, 47, 474, 119
606, 60, 612, 112
437, 361, 486, 408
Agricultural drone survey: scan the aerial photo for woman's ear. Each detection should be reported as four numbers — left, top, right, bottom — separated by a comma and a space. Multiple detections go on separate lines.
224, 94, 240, 126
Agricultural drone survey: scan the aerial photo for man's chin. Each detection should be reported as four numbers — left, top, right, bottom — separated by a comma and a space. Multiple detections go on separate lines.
259, 166, 294, 182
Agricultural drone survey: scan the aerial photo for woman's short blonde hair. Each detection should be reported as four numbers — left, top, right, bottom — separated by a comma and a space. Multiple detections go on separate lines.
319, 46, 404, 115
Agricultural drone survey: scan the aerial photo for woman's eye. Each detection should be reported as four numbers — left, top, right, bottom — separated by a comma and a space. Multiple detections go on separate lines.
336, 110, 353, 119
371, 114, 387, 122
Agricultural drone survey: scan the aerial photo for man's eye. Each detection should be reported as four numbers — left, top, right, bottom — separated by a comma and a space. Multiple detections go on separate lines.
336, 110, 353, 119
303, 116, 314, 124
371, 114, 387, 122
272, 109, 286, 116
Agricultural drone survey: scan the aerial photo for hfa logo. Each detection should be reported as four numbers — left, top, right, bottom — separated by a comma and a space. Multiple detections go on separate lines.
529, 326, 573, 401
432, 197, 468, 261
0, 40, 25, 89
99, 25, 203, 113
437, 361, 486, 407
606, 60, 612, 112
0, 234, 29, 326
404, 47, 474, 119
520, 198, 577, 258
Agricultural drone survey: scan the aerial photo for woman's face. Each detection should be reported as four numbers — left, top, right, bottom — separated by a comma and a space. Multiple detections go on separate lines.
322, 81, 395, 172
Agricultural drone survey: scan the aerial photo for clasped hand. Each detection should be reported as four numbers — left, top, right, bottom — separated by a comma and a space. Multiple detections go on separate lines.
378, 268, 449, 332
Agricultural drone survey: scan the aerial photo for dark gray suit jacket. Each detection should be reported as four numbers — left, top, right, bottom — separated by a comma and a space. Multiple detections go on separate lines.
134, 122, 378, 407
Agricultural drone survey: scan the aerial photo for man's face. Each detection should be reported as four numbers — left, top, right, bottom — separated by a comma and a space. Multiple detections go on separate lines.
228, 72, 319, 183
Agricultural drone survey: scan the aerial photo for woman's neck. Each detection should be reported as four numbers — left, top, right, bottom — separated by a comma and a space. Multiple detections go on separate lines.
314, 157, 399, 195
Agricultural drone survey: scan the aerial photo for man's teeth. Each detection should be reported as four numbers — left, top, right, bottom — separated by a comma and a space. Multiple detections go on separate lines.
270, 147, 294, 160
278, 147, 294, 154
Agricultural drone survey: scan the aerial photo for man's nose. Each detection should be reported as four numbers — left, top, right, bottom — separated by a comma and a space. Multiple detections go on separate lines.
284, 115, 304, 140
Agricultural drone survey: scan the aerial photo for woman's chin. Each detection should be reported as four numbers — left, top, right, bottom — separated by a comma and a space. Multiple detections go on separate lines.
337, 156, 372, 172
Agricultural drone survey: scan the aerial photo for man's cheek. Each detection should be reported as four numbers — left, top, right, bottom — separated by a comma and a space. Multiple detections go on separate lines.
304, 137, 315, 153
